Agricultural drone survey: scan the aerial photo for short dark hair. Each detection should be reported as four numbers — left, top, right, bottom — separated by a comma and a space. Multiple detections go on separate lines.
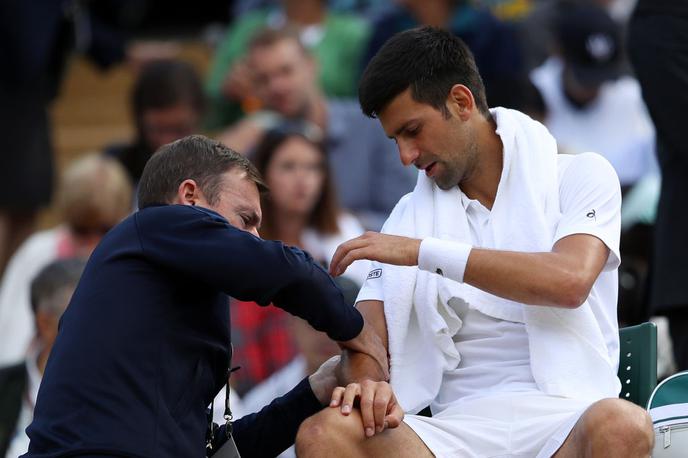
251, 125, 340, 239
30, 258, 86, 316
359, 26, 490, 119
137, 135, 267, 209
132, 59, 205, 121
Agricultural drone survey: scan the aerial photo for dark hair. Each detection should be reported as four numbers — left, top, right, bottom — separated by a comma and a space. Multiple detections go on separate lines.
132, 59, 205, 121
251, 127, 340, 239
359, 26, 490, 119
137, 135, 267, 209
30, 258, 86, 316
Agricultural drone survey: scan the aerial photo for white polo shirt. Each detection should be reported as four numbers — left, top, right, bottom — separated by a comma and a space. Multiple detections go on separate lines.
357, 152, 621, 406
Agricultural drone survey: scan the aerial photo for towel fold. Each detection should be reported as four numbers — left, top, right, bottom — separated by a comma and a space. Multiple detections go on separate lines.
380, 108, 621, 413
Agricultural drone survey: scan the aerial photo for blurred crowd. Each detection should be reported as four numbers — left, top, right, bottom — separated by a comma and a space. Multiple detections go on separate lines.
0, 0, 685, 456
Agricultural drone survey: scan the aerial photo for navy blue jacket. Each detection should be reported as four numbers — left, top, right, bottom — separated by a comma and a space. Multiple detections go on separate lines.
24, 205, 363, 457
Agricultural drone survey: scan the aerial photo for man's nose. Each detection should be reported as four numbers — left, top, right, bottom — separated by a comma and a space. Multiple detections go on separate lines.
398, 140, 420, 167
269, 75, 289, 95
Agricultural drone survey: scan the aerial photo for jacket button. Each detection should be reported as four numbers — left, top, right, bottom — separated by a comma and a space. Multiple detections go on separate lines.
436, 268, 444, 276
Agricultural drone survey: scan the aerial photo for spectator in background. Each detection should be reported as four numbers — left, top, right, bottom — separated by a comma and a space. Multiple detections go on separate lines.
231, 127, 368, 394
205, 0, 371, 129
252, 128, 368, 283
0, 0, 129, 278
518, 0, 633, 73
104, 59, 205, 190
360, 0, 523, 107
219, 28, 415, 230
530, 2, 657, 190
628, 0, 688, 371
0, 155, 132, 367
0, 259, 85, 458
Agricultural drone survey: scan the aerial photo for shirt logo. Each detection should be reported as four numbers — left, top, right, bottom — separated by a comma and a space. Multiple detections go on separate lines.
367, 268, 382, 280
586, 209, 596, 220
586, 34, 615, 63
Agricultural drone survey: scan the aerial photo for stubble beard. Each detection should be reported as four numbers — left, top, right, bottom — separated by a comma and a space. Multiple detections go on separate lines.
434, 166, 458, 190
434, 140, 479, 191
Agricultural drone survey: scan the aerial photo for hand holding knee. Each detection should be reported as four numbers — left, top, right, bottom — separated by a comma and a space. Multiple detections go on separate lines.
329, 380, 404, 438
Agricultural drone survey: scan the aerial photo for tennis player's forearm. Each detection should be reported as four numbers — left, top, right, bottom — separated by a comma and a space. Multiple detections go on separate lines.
337, 300, 389, 384
464, 245, 602, 308
338, 350, 387, 384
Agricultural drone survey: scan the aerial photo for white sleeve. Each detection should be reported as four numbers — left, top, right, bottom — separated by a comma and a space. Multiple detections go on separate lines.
355, 261, 385, 303
555, 153, 622, 271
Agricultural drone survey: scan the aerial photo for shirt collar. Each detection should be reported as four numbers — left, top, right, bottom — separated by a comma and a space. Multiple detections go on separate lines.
459, 190, 490, 215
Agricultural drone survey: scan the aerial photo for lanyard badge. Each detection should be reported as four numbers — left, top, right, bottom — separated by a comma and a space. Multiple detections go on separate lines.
206, 345, 242, 458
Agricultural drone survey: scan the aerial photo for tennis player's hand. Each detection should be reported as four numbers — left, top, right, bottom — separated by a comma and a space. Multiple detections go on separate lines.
337, 321, 389, 381
329, 232, 421, 277
330, 380, 404, 437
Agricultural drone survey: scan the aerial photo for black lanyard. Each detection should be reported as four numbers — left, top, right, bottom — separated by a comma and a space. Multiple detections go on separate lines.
206, 344, 241, 456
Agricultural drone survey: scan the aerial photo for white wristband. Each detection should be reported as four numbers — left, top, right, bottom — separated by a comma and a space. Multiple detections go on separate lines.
418, 238, 473, 283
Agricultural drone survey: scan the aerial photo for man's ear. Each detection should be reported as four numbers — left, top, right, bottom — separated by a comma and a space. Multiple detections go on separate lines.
447, 84, 476, 121
175, 179, 201, 206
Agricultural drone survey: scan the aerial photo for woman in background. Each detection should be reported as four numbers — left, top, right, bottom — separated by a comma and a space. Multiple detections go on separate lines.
230, 126, 368, 395
253, 127, 368, 281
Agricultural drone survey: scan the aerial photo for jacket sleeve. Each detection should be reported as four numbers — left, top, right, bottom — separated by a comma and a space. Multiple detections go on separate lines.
135, 206, 363, 341
213, 377, 321, 457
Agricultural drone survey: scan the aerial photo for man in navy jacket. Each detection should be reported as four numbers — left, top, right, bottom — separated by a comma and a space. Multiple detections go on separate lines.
23, 135, 395, 457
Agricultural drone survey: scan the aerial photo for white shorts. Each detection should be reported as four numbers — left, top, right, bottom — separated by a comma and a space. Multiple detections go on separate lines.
403, 392, 592, 458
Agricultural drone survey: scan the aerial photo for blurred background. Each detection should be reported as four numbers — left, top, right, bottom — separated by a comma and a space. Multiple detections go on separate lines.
2, 0, 686, 456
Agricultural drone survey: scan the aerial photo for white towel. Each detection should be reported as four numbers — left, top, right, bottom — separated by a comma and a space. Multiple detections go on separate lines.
380, 108, 621, 414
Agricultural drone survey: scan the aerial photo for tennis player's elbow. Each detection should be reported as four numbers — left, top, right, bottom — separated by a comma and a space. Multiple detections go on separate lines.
551, 272, 592, 308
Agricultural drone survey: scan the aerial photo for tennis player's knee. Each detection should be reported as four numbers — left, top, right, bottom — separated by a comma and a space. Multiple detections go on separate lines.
582, 398, 654, 455
296, 407, 366, 456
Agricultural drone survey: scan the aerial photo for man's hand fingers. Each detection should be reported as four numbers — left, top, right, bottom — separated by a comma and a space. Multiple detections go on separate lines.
334, 247, 369, 277
331, 381, 404, 437
329, 237, 367, 276
330, 233, 422, 275
329, 237, 361, 275
329, 242, 348, 276
330, 386, 346, 407
358, 380, 377, 437
384, 401, 405, 429
373, 386, 393, 433
340, 383, 360, 415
